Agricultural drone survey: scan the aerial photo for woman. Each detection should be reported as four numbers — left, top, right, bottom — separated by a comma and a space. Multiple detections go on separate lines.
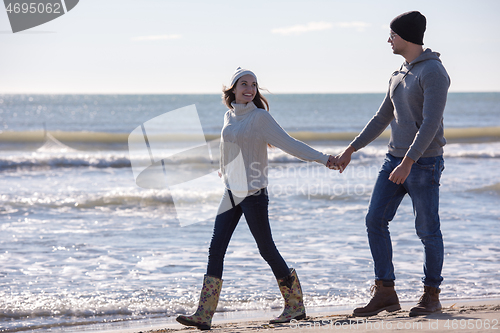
176, 68, 334, 330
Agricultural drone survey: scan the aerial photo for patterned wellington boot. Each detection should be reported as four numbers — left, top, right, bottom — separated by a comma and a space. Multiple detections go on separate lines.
270, 268, 306, 323
176, 275, 223, 330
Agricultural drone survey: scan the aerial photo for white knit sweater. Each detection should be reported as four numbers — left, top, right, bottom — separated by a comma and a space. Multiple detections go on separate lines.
220, 101, 329, 194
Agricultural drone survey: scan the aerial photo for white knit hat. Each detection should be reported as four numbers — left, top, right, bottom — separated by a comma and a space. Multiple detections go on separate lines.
229, 67, 257, 88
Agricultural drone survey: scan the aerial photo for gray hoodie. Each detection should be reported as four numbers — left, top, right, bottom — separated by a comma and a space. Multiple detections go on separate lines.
351, 48, 450, 161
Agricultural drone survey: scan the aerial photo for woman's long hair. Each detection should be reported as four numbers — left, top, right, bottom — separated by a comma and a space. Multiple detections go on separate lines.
222, 80, 269, 111
222, 79, 272, 147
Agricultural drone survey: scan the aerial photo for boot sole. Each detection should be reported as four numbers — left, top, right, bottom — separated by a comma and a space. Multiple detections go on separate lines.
352, 304, 401, 317
409, 308, 442, 317
269, 312, 307, 324
176, 316, 211, 330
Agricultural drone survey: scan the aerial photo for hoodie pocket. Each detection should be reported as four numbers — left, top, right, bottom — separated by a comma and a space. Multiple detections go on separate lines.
390, 119, 419, 150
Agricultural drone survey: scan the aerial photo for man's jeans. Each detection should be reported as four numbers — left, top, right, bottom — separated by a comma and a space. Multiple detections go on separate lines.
366, 153, 445, 288
207, 188, 290, 279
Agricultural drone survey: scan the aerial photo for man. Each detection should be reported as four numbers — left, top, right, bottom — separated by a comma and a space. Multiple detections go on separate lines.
333, 11, 450, 317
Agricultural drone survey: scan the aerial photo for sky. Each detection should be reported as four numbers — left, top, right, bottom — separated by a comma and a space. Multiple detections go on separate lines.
1, 0, 499, 94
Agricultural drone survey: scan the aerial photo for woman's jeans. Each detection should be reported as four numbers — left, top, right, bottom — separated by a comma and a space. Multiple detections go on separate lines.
366, 153, 445, 288
206, 188, 290, 280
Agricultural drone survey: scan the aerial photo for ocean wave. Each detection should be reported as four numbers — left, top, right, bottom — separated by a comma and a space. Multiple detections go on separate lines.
0, 148, 498, 172
444, 142, 500, 158
0, 186, 231, 210
1, 140, 499, 172
0, 152, 132, 170
0, 291, 184, 332
0, 190, 175, 210
0, 297, 269, 333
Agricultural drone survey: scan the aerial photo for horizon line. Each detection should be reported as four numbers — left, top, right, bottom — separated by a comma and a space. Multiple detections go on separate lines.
1, 90, 499, 95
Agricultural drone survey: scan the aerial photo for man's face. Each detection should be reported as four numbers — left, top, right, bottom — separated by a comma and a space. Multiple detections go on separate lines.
388, 30, 406, 55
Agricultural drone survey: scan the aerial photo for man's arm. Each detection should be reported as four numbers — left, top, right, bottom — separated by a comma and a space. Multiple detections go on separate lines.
349, 90, 395, 152
334, 89, 394, 172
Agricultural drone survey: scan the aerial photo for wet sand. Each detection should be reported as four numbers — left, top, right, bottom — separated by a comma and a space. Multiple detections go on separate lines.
111, 299, 500, 333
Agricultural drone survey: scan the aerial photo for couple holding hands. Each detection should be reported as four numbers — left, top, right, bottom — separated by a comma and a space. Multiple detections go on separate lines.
177, 11, 450, 330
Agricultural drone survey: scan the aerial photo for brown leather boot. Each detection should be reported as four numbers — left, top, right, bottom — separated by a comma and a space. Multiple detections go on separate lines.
409, 286, 442, 317
353, 280, 401, 317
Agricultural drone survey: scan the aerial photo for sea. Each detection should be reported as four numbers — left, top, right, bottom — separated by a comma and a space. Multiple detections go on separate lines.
0, 93, 499, 332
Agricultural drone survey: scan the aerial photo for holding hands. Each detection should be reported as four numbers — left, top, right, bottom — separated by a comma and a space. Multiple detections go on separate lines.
326, 145, 355, 172
327, 145, 415, 185
326, 155, 339, 170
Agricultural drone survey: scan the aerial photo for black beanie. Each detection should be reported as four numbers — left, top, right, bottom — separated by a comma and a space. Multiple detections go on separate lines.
390, 11, 426, 45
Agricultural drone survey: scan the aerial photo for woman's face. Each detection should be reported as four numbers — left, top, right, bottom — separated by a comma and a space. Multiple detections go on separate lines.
233, 74, 257, 104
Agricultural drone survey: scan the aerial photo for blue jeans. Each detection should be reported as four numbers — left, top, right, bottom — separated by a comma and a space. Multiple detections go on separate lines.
206, 188, 290, 279
366, 153, 445, 288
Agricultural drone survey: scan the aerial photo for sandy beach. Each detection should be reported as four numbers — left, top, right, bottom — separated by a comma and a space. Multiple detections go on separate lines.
87, 299, 500, 333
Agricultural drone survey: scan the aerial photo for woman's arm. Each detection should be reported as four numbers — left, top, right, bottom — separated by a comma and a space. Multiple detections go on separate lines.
257, 110, 330, 165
